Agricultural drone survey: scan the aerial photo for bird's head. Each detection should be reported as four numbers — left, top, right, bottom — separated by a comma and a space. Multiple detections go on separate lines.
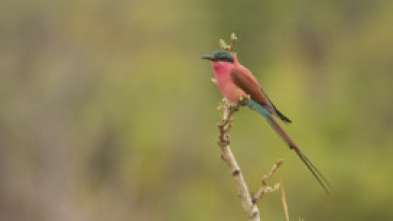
202, 50, 234, 63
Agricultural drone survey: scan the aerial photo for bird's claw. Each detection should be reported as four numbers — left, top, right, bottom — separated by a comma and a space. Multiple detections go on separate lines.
238, 95, 250, 106
229, 104, 239, 112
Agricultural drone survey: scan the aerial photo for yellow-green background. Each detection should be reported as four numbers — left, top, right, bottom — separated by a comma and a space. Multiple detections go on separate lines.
1, 0, 393, 220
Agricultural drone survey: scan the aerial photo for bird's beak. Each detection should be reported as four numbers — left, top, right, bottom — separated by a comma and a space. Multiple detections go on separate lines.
201, 54, 215, 61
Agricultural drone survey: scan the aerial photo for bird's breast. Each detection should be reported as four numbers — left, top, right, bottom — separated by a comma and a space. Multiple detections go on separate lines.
213, 62, 246, 104
216, 79, 246, 104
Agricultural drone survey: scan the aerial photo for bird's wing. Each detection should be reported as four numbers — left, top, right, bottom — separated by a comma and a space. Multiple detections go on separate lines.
230, 67, 273, 112
231, 67, 292, 123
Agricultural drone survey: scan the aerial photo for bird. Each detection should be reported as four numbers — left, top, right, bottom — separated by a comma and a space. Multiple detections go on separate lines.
202, 50, 331, 194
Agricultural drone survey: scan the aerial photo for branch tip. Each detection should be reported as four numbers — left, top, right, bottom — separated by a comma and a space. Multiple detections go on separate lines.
218, 33, 238, 52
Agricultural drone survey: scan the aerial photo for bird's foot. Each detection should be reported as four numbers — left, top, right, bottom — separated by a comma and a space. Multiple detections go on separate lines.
229, 104, 239, 112
238, 95, 250, 106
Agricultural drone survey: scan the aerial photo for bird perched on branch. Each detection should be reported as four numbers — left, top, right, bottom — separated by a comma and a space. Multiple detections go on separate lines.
202, 50, 331, 194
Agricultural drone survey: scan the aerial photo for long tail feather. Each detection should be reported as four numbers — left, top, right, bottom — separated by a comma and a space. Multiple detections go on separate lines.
265, 115, 332, 194
295, 150, 332, 194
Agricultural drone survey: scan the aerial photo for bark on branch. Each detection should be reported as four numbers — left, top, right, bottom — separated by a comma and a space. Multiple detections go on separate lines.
217, 100, 260, 221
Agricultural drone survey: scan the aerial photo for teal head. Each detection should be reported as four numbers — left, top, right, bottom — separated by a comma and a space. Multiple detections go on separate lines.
202, 50, 234, 63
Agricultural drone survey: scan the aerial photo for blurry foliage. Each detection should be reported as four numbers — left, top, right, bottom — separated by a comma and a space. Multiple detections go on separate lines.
1, 0, 393, 220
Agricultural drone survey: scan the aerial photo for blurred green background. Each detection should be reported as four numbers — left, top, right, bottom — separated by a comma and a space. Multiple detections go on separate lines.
1, 0, 393, 220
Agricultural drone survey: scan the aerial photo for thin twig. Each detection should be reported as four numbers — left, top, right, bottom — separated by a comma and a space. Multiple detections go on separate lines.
219, 33, 237, 52
230, 33, 238, 52
252, 159, 284, 204
281, 180, 290, 221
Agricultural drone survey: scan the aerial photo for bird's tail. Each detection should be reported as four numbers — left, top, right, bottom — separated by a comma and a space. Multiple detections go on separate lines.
265, 115, 332, 194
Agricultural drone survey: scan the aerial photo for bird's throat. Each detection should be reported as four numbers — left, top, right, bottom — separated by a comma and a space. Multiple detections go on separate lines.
213, 61, 234, 75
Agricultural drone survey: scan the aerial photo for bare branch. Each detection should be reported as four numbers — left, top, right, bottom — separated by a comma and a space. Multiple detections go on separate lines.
217, 100, 260, 221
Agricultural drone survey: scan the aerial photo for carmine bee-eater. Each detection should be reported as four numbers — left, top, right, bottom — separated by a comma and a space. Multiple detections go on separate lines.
203, 50, 331, 193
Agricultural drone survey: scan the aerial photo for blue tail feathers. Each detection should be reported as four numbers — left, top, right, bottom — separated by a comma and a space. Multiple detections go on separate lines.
247, 99, 272, 118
